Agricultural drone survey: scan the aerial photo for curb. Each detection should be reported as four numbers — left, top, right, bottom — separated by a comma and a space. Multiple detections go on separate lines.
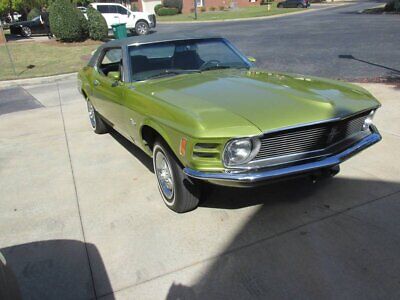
157, 3, 349, 24
0, 72, 77, 89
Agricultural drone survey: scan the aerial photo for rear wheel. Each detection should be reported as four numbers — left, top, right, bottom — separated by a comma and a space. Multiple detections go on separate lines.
153, 140, 201, 213
297, 3, 303, 8
86, 100, 109, 134
21, 26, 31, 37
135, 21, 149, 35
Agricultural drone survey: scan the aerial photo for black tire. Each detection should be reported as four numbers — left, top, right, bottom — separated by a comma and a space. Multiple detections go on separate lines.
297, 3, 303, 8
86, 100, 109, 134
135, 21, 149, 35
153, 139, 201, 213
21, 26, 31, 37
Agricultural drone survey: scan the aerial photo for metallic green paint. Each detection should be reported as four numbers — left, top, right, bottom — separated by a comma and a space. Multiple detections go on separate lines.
78, 67, 380, 173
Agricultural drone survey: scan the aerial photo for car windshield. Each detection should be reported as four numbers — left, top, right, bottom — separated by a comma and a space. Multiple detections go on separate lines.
128, 38, 250, 81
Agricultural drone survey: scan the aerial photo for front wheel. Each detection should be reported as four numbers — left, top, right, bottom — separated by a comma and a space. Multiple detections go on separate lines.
153, 140, 201, 213
297, 3, 304, 8
135, 21, 149, 35
21, 26, 31, 37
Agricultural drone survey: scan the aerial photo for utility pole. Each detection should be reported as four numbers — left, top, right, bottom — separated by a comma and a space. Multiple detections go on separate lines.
193, 0, 198, 20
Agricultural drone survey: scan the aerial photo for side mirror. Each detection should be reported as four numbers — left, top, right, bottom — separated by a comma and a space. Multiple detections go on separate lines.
247, 56, 257, 63
108, 71, 120, 81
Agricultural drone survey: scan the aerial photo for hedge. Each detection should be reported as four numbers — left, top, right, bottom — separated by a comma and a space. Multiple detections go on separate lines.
87, 6, 108, 41
76, 8, 89, 40
27, 8, 40, 21
157, 7, 179, 16
154, 3, 164, 14
49, 0, 82, 42
162, 0, 182, 13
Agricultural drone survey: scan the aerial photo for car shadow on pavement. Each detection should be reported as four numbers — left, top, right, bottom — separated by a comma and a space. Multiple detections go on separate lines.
0, 240, 114, 300
167, 177, 400, 299
110, 129, 154, 173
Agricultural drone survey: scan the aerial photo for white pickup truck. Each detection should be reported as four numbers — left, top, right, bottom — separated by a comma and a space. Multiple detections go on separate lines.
90, 3, 156, 35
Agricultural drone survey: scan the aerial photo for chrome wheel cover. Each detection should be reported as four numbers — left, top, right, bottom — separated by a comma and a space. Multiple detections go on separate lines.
155, 150, 174, 201
87, 101, 96, 129
137, 23, 147, 35
22, 27, 31, 36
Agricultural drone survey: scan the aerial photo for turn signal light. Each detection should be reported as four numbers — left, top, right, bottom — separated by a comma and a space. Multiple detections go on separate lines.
180, 138, 187, 156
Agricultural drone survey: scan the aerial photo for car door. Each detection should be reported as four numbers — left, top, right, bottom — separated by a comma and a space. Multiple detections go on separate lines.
31, 17, 44, 34
96, 5, 117, 28
108, 5, 121, 26
116, 5, 131, 27
91, 47, 126, 130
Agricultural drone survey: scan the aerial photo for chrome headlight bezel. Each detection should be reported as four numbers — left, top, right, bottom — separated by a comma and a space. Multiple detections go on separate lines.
363, 110, 376, 131
223, 137, 261, 167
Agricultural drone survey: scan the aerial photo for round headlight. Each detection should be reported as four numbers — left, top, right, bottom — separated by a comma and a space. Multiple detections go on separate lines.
223, 138, 260, 167
363, 110, 375, 131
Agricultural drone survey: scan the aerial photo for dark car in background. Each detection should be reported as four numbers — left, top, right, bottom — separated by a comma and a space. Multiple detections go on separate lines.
9, 16, 45, 37
278, 0, 310, 8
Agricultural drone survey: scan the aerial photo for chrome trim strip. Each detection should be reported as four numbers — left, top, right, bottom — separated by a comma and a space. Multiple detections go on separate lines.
183, 126, 381, 184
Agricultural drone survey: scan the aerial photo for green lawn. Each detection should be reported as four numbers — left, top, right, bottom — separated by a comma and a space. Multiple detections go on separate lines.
158, 4, 302, 22
0, 40, 101, 81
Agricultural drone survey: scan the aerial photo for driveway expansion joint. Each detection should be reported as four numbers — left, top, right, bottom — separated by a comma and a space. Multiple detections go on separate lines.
56, 83, 98, 299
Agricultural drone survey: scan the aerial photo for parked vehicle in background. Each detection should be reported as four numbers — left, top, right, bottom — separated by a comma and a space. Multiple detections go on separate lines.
277, 0, 310, 8
9, 16, 46, 37
78, 35, 381, 213
90, 3, 156, 35
77, 6, 87, 13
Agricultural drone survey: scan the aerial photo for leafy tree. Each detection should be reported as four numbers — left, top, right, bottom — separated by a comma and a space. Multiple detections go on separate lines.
49, 0, 82, 42
87, 6, 108, 41
27, 6, 39, 19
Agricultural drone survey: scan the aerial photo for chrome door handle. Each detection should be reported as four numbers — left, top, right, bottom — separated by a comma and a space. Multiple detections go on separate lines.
93, 80, 100, 86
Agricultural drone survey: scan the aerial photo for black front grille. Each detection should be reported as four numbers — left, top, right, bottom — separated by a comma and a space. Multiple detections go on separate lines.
253, 112, 370, 161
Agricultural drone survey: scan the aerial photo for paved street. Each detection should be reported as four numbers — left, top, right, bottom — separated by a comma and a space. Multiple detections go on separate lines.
1, 2, 400, 299
157, 1, 400, 80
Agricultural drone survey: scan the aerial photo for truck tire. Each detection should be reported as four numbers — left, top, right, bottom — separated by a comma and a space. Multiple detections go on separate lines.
135, 20, 149, 35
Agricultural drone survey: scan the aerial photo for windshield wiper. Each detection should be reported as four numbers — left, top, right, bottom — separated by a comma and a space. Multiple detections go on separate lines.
146, 69, 199, 80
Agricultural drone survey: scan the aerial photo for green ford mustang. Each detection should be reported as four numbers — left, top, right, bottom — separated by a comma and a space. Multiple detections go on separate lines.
78, 34, 381, 213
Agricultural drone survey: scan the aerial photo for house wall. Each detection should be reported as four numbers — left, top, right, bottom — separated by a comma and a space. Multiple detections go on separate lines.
141, 0, 162, 13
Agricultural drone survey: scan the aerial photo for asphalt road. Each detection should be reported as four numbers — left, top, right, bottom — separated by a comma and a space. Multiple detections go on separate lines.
157, 1, 400, 80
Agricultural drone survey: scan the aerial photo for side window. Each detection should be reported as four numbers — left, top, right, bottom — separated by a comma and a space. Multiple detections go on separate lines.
98, 48, 123, 77
108, 5, 118, 14
96, 5, 109, 13
117, 6, 128, 15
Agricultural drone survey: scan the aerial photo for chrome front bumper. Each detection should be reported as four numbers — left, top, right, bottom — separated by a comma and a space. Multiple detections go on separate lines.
183, 126, 381, 187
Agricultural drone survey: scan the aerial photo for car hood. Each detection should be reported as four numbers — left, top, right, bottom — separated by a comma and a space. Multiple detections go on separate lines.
138, 69, 380, 135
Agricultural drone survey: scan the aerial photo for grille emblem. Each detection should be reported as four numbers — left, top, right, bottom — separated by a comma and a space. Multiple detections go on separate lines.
327, 127, 339, 143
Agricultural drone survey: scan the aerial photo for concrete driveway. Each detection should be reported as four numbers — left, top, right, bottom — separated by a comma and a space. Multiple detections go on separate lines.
0, 79, 400, 299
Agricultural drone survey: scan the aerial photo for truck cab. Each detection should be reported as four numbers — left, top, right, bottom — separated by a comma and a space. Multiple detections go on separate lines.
90, 3, 156, 35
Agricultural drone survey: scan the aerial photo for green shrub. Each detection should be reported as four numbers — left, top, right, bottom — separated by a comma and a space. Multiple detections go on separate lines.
200, 7, 206, 12
209, 6, 216, 11
75, 8, 89, 39
131, 3, 139, 11
157, 7, 179, 16
154, 4, 164, 14
218, 6, 225, 11
49, 0, 82, 42
27, 8, 40, 20
87, 6, 108, 40
162, 0, 183, 13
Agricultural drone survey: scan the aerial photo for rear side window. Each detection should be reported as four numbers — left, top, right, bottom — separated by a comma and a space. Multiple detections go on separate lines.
98, 48, 123, 76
